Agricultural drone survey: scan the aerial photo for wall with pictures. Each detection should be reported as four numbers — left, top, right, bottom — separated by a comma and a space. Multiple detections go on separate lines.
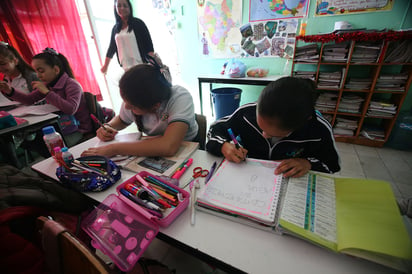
137, 1, 412, 114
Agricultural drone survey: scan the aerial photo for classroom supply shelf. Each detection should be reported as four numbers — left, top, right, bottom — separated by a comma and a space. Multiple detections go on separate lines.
291, 30, 412, 147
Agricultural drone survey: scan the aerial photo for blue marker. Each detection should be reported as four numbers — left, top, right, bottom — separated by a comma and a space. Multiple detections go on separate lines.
227, 128, 241, 149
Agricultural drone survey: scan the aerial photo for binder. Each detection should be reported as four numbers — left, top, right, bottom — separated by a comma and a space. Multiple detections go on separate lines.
196, 158, 412, 272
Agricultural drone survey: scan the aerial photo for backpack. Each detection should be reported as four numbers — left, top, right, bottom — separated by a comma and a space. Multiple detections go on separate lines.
84, 92, 115, 131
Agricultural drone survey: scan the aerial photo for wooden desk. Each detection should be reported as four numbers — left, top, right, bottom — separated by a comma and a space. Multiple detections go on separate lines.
31, 134, 399, 274
0, 112, 61, 168
198, 75, 285, 115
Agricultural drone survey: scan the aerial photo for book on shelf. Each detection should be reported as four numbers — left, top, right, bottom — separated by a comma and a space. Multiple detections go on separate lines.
196, 158, 412, 272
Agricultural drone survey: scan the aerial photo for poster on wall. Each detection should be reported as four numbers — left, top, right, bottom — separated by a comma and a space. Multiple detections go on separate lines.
315, 0, 394, 16
197, 0, 242, 58
249, 0, 310, 22
240, 19, 298, 58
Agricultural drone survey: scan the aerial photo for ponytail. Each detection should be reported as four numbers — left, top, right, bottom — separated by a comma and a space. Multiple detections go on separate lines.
33, 48, 75, 78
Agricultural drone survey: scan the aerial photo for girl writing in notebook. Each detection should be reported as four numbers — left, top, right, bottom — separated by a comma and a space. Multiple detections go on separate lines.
206, 77, 340, 178
81, 63, 198, 157
0, 47, 93, 148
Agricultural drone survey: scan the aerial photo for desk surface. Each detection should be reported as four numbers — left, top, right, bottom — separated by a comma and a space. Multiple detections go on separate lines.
31, 133, 398, 274
0, 113, 58, 135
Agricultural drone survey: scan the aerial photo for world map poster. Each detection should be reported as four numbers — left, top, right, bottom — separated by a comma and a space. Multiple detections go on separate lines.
197, 0, 242, 58
250, 0, 309, 22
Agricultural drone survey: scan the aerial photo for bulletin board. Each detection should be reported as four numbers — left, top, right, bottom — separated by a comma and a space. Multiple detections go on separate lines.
315, 0, 394, 16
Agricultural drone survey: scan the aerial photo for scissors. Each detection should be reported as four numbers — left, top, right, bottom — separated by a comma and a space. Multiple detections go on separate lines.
182, 167, 209, 188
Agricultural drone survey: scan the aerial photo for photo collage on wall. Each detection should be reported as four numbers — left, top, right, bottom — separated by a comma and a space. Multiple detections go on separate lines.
240, 19, 298, 59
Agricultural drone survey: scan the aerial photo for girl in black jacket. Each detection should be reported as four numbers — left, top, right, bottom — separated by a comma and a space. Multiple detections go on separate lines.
206, 77, 341, 178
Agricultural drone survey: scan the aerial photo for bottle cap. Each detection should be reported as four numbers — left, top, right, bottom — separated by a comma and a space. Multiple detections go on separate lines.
42, 126, 56, 135
61, 147, 68, 152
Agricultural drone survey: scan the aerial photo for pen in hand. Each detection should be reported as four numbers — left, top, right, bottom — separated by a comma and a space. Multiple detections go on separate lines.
90, 114, 107, 131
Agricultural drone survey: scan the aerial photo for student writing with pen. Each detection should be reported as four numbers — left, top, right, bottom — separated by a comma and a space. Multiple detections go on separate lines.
206, 77, 340, 178
81, 62, 198, 158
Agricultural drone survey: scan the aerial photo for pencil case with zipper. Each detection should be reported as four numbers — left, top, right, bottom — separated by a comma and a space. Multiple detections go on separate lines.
56, 155, 121, 192
81, 171, 190, 271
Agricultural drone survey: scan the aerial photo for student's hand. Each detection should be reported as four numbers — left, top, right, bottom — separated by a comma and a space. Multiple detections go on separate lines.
221, 142, 248, 163
31, 81, 49, 95
275, 158, 311, 178
0, 81, 11, 94
96, 125, 118, 141
81, 145, 114, 157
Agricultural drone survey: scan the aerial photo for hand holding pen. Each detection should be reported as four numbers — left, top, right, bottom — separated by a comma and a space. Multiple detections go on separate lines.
90, 114, 118, 141
222, 128, 248, 163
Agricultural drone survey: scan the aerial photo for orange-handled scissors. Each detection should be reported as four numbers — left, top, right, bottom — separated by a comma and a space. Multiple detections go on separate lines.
182, 167, 209, 188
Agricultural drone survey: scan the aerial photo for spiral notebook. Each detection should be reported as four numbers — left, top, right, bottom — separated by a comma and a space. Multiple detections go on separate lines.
196, 158, 285, 226
196, 159, 412, 272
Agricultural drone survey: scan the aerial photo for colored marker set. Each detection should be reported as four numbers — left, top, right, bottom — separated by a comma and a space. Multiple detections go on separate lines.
117, 171, 189, 225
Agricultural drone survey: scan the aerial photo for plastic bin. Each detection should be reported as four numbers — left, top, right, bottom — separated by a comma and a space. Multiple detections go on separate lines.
211, 87, 242, 119
386, 111, 412, 150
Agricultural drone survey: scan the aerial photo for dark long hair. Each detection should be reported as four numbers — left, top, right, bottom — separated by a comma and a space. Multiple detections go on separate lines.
32, 48, 75, 79
0, 43, 35, 76
119, 64, 172, 131
257, 77, 317, 131
114, 0, 134, 33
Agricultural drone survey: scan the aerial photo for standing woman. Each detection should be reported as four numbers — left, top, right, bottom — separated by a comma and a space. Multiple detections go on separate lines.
101, 0, 154, 73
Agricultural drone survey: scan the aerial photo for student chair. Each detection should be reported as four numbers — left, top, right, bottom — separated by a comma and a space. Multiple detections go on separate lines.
84, 91, 103, 132
37, 216, 110, 274
194, 113, 207, 150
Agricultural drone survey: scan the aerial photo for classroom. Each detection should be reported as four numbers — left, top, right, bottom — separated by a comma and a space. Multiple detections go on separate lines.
1, 0, 412, 273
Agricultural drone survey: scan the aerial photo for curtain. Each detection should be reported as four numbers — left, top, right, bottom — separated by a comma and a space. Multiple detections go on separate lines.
0, 0, 101, 100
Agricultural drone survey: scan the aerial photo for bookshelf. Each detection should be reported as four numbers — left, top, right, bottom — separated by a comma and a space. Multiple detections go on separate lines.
291, 30, 412, 147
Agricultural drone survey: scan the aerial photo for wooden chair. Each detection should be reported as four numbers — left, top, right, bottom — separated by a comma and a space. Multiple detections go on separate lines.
194, 113, 207, 150
37, 216, 110, 274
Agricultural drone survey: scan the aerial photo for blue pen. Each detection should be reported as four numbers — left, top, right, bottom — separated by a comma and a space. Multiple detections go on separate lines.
204, 161, 217, 183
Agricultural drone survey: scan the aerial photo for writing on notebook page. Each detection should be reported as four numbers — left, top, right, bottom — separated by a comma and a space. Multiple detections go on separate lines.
199, 159, 283, 224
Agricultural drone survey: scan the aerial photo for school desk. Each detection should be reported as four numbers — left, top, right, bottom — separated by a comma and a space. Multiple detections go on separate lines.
0, 111, 61, 168
31, 133, 400, 274
198, 74, 285, 115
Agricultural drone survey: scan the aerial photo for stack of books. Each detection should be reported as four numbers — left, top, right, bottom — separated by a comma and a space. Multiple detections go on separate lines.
375, 72, 408, 91
293, 70, 316, 81
315, 92, 338, 112
294, 44, 319, 62
333, 117, 358, 136
384, 39, 412, 63
367, 101, 397, 118
360, 125, 385, 140
322, 42, 350, 63
351, 41, 383, 63
317, 69, 345, 89
338, 94, 364, 114
344, 77, 373, 90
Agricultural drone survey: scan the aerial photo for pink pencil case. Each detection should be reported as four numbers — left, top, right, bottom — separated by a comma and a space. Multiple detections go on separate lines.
81, 171, 190, 271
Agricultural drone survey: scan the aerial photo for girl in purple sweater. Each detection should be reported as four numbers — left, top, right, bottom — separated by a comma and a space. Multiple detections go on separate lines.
0, 48, 93, 148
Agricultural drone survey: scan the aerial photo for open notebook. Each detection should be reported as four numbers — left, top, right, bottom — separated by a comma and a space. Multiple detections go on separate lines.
196, 158, 412, 272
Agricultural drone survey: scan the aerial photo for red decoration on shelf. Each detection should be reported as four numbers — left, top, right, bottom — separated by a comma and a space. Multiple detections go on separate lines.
297, 30, 412, 43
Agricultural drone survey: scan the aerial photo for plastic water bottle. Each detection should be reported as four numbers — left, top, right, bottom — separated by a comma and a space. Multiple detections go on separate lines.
42, 126, 65, 157
61, 147, 74, 165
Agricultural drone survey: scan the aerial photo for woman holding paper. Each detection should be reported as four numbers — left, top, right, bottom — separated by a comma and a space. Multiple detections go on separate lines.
81, 63, 198, 158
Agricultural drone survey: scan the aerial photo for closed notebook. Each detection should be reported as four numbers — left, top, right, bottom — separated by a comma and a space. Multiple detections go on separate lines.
196, 158, 412, 273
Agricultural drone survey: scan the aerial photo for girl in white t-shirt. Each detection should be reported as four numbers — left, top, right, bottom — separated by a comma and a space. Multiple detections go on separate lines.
82, 64, 198, 158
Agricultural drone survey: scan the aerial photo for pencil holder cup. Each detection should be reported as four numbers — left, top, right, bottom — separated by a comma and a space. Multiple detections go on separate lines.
56, 155, 121, 192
